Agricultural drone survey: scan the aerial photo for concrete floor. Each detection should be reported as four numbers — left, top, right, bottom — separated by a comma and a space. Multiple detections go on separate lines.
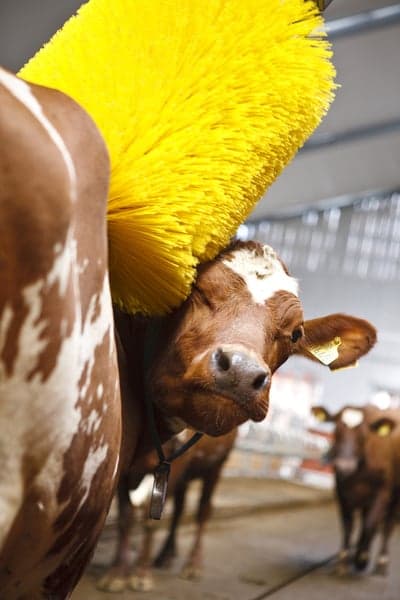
71, 479, 400, 600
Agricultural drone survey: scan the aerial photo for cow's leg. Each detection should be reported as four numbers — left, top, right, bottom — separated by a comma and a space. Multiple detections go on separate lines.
335, 490, 354, 575
374, 495, 399, 576
153, 479, 188, 568
354, 491, 389, 572
129, 514, 156, 592
97, 475, 135, 592
181, 464, 222, 580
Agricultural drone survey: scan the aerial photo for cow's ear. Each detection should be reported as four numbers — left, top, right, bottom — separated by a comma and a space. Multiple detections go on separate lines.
295, 314, 377, 370
370, 417, 396, 437
311, 406, 333, 422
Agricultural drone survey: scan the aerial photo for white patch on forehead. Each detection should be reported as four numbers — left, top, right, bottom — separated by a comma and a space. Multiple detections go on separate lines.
341, 408, 364, 428
223, 245, 298, 305
0, 68, 77, 202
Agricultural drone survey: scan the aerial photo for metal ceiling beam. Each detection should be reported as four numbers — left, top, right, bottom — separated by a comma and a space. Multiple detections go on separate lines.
301, 118, 400, 153
245, 188, 400, 222
326, 4, 400, 39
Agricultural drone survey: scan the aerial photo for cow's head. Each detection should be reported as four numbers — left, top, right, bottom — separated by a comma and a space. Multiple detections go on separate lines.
149, 241, 376, 436
312, 405, 397, 478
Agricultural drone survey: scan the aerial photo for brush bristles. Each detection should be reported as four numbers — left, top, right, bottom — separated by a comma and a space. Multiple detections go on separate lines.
20, 0, 335, 315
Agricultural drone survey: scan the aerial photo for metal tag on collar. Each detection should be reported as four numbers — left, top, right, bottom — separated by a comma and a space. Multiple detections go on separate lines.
150, 461, 170, 520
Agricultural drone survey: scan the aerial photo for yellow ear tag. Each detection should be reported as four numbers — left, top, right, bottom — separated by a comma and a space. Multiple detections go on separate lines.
314, 409, 327, 422
308, 337, 341, 365
334, 361, 359, 372
377, 424, 391, 437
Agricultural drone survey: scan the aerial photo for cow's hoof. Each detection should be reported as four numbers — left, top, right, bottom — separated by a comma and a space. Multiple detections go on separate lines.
96, 574, 127, 592
353, 552, 369, 572
180, 564, 202, 580
335, 550, 351, 576
129, 573, 154, 592
336, 562, 351, 576
374, 557, 389, 576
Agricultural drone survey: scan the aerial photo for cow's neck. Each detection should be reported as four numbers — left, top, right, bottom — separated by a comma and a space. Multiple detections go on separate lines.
113, 310, 181, 468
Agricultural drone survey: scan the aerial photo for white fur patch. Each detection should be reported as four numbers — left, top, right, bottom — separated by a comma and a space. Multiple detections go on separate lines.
341, 408, 364, 428
78, 443, 109, 509
223, 245, 298, 305
85, 409, 102, 434
129, 475, 154, 507
0, 67, 77, 202
0, 236, 117, 546
175, 429, 189, 443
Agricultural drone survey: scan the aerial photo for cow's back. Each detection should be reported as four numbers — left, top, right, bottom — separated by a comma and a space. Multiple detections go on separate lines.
0, 69, 121, 599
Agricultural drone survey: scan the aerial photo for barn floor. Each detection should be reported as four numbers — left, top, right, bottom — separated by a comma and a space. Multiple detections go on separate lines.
72, 477, 338, 600
71, 478, 400, 600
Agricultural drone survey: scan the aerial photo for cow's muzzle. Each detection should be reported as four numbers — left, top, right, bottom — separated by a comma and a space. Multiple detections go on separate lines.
210, 345, 270, 404
334, 457, 359, 478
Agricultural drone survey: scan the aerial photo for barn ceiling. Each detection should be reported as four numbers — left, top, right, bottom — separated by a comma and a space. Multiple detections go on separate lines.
254, 0, 400, 218
1, 0, 399, 219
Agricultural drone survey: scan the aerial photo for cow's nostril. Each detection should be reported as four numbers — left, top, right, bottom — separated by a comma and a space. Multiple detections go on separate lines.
215, 349, 231, 372
252, 373, 267, 390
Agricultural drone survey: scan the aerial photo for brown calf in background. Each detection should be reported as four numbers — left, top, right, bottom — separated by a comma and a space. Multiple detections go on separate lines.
97, 429, 237, 592
312, 405, 400, 576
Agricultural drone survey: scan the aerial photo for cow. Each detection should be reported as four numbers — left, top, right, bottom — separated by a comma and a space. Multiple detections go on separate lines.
0, 66, 377, 599
96, 240, 378, 593
312, 405, 400, 576
97, 429, 238, 593
0, 67, 122, 599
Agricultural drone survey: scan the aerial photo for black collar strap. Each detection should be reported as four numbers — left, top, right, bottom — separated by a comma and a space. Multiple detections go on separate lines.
143, 320, 203, 519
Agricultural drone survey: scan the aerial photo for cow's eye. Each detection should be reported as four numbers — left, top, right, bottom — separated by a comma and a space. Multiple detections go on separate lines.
291, 328, 303, 343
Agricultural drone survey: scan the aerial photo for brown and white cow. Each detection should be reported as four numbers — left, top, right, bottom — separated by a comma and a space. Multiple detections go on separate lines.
118, 240, 378, 442
312, 405, 400, 575
97, 429, 237, 593
0, 67, 121, 598
0, 66, 376, 598
104, 241, 378, 593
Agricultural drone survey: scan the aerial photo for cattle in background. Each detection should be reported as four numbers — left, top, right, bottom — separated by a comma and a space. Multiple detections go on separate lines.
312, 405, 400, 575
0, 66, 377, 599
97, 430, 237, 593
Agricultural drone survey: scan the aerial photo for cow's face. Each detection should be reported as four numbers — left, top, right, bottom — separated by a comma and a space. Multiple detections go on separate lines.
331, 408, 368, 477
312, 406, 396, 478
149, 241, 376, 437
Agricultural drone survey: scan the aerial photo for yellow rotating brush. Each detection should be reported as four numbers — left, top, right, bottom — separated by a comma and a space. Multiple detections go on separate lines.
20, 0, 335, 315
